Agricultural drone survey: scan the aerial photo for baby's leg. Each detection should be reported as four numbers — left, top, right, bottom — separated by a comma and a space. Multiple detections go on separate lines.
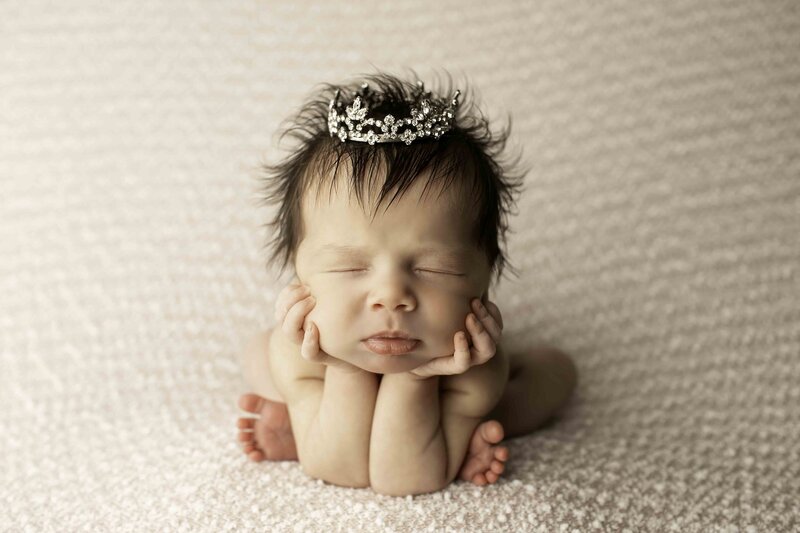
236, 329, 298, 461
486, 346, 578, 439
237, 328, 284, 402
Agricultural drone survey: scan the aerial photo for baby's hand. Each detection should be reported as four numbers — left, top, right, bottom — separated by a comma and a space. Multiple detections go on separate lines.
410, 297, 504, 379
274, 277, 316, 346
274, 278, 364, 374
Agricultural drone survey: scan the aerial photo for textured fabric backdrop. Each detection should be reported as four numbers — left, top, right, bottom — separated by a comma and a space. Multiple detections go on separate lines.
1, 1, 798, 531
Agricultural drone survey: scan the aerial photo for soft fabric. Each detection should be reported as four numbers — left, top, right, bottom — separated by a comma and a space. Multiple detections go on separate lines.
1, 1, 798, 531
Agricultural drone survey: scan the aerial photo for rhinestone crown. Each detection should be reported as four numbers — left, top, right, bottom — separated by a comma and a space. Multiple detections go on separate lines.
328, 81, 461, 146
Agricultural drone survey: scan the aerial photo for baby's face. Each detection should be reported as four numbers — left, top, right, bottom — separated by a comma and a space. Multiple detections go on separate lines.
294, 170, 491, 374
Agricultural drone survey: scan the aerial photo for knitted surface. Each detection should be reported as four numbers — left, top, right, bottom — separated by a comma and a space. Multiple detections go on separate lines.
1, 1, 798, 531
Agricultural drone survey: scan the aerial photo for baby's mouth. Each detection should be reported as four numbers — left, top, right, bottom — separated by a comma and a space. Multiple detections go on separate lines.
362, 337, 420, 356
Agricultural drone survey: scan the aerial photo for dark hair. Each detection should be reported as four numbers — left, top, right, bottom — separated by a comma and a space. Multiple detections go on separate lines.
256, 68, 527, 287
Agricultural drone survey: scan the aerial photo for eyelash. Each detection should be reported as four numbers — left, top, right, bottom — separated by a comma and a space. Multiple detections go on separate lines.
333, 268, 461, 277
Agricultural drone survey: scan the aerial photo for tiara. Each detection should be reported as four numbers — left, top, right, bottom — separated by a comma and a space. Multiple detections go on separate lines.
328, 81, 461, 145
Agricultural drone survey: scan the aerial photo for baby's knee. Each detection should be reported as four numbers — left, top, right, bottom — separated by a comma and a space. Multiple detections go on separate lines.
554, 349, 578, 392
532, 346, 578, 395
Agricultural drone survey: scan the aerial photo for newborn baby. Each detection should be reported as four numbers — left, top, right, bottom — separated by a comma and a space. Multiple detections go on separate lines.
236, 71, 578, 496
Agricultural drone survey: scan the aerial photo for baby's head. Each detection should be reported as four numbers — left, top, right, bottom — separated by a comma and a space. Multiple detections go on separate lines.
259, 69, 526, 373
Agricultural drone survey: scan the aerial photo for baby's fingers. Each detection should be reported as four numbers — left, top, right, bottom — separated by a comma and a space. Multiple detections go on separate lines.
410, 332, 471, 378
300, 322, 324, 363
466, 312, 496, 366
300, 322, 354, 370
471, 299, 502, 343
482, 299, 504, 332
274, 282, 311, 322
282, 295, 316, 345
452, 331, 471, 372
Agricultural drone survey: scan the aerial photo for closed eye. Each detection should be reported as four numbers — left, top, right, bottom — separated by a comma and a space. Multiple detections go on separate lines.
416, 269, 463, 276
329, 268, 463, 277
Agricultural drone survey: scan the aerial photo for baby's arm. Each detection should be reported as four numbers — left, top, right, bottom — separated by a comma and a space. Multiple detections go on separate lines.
370, 299, 504, 496
271, 282, 379, 488
300, 364, 378, 488
369, 372, 445, 495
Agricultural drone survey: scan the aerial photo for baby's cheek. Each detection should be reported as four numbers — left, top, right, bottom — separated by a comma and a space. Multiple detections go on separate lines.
304, 298, 326, 329
305, 298, 350, 355
423, 299, 471, 358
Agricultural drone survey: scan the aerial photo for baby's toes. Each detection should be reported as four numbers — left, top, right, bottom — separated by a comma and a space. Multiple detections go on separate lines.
237, 417, 262, 459
239, 432, 265, 462
247, 449, 265, 462
238, 393, 265, 414
487, 446, 509, 482
490, 459, 505, 475
495, 445, 509, 462
238, 427, 255, 445
489, 443, 510, 483
482, 420, 504, 444
237, 418, 255, 441
482, 458, 505, 484
237, 417, 256, 431
472, 472, 488, 486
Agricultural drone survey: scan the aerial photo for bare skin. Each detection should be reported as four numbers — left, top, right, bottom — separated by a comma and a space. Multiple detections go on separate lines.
236, 328, 509, 486
237, 326, 577, 486
237, 175, 578, 490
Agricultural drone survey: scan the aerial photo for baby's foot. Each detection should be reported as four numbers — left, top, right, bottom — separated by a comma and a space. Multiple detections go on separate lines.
237, 393, 298, 462
458, 420, 509, 486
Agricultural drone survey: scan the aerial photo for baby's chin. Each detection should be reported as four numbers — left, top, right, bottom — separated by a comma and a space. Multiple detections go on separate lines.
326, 340, 454, 374
349, 357, 424, 375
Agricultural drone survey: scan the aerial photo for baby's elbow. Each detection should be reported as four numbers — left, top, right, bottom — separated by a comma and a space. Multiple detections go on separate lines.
371, 477, 448, 497
301, 458, 370, 489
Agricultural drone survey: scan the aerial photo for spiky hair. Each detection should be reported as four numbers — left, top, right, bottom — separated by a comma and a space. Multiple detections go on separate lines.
256, 68, 527, 287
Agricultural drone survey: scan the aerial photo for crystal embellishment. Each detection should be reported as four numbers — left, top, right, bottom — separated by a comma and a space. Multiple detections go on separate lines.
328, 81, 461, 145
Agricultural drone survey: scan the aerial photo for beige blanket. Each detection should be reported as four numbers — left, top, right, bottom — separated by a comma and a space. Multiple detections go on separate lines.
2, 1, 798, 531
